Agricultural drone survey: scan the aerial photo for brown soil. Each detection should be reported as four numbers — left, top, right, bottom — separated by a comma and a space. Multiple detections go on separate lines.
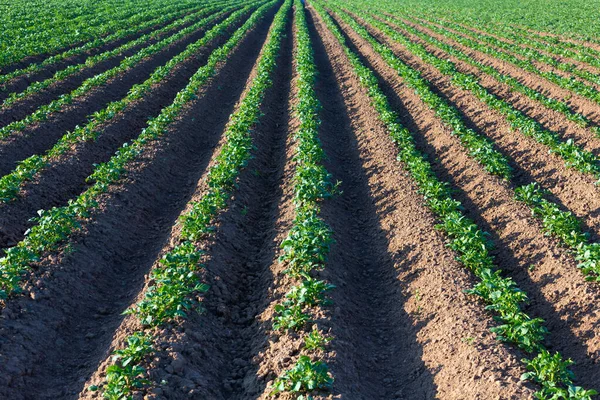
376, 17, 600, 158
330, 7, 600, 387
0, 8, 235, 172
447, 19, 600, 79
0, 6, 204, 105
0, 9, 251, 251
0, 7, 276, 398
374, 16, 600, 245
302, 6, 534, 399
409, 17, 600, 94
395, 16, 600, 128
3, 1, 600, 399
82, 5, 296, 399
0, 2, 200, 76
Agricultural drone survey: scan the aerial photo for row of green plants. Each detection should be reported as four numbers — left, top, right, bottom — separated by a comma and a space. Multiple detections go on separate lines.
0, 2, 237, 140
443, 17, 600, 72
360, 11, 600, 285
1, 0, 146, 65
91, 1, 289, 397
401, 14, 600, 107
1, 2, 227, 107
336, 2, 600, 293
271, 1, 335, 397
0, 1, 202, 85
349, 11, 600, 182
0, 0, 150, 43
324, 5, 512, 180
379, 15, 599, 135
515, 183, 600, 281
1, 0, 144, 48
0, 2, 256, 203
474, 20, 600, 58
424, 17, 600, 89
0, 0, 273, 302
371, 0, 600, 40
316, 1, 597, 398
0, 0, 201, 69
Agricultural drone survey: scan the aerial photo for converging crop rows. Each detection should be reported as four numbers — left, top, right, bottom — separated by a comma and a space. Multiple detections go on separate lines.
1, 0, 600, 399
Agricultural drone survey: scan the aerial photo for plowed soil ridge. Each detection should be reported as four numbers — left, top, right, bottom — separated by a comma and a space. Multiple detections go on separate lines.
82, 6, 294, 399
144, 19, 293, 400
0, 10, 248, 250
0, 9, 231, 169
0, 9, 273, 398
307, 6, 535, 399
379, 17, 600, 158
0, 7, 201, 103
332, 8, 600, 388
400, 17, 600, 127
0, 4, 197, 76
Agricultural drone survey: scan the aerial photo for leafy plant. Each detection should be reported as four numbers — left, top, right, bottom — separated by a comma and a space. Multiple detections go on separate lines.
96, 0, 291, 396
304, 327, 332, 351
271, 356, 333, 397
313, 1, 596, 396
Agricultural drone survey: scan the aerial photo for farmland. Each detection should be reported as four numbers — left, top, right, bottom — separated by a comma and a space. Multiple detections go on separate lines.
1, 0, 600, 398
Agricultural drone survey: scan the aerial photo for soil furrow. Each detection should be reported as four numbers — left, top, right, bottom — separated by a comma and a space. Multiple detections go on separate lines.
377, 16, 600, 158
0, 4, 189, 76
0, 7, 204, 104
82, 5, 294, 398
358, 13, 600, 246
396, 17, 600, 127
451, 21, 600, 76
0, 9, 252, 251
0, 9, 230, 128
0, 8, 232, 164
330, 9, 600, 388
0, 8, 274, 398
417, 19, 600, 94
305, 5, 536, 399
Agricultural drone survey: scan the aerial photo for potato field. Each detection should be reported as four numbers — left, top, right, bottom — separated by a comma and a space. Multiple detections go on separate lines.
2, 0, 600, 398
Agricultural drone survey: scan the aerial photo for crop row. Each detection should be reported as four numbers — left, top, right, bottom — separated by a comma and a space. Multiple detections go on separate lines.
381, 16, 598, 134
0, 1, 237, 141
0, 2, 202, 85
405, 14, 600, 107
353, 12, 600, 181
330, 5, 512, 179
271, 0, 335, 397
2, 0, 233, 108
515, 184, 600, 281
0, 0, 271, 302
0, 3, 256, 203
0, 0, 200, 69
315, 1, 597, 398
335, 2, 600, 307
91, 1, 289, 397
366, 0, 600, 42
445, 17, 600, 72
475, 20, 600, 57
364, 14, 600, 283
428, 17, 600, 88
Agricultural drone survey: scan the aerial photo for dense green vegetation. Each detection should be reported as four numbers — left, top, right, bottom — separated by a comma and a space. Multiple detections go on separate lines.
339, 0, 600, 39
